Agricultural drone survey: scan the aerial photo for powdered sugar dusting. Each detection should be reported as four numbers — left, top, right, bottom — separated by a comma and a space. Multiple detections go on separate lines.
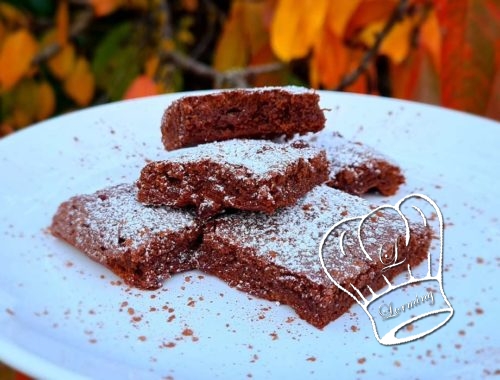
211, 185, 379, 285
163, 139, 323, 178
69, 184, 197, 252
297, 131, 398, 176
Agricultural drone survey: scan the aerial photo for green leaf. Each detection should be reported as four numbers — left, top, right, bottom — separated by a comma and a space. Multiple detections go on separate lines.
92, 23, 141, 101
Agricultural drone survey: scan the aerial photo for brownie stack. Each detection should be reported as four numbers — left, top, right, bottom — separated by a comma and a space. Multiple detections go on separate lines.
51, 87, 429, 328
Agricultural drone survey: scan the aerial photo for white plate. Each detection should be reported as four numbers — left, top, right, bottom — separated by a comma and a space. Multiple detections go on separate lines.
0, 91, 499, 379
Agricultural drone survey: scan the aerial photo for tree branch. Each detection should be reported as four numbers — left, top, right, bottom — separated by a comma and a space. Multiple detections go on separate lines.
31, 9, 93, 66
164, 50, 283, 88
335, 0, 410, 91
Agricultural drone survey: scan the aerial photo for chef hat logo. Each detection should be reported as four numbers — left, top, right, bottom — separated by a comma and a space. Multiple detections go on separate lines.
318, 194, 454, 346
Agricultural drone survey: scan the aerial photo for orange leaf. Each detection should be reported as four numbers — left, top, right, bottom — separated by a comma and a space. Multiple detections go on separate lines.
270, 0, 329, 62
310, 29, 349, 88
90, 0, 122, 17
345, 0, 396, 39
48, 43, 76, 80
56, 0, 69, 45
419, 9, 441, 73
123, 75, 158, 99
64, 57, 95, 106
181, 0, 198, 12
326, 0, 363, 36
249, 44, 284, 87
0, 30, 38, 90
438, 0, 500, 116
144, 55, 159, 78
37, 82, 56, 120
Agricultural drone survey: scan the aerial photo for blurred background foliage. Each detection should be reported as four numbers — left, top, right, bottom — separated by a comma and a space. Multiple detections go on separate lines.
0, 0, 498, 137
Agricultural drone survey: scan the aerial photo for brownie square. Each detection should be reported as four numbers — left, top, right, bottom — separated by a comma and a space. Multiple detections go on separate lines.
50, 184, 201, 290
301, 131, 405, 195
161, 86, 326, 151
198, 185, 431, 328
137, 139, 329, 218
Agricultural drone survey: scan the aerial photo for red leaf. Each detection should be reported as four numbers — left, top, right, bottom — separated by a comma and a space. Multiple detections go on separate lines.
437, 0, 500, 116
123, 75, 158, 99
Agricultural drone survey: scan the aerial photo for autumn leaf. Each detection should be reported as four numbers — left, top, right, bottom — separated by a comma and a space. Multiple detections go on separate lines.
37, 81, 56, 120
55, 0, 69, 45
358, 16, 415, 64
48, 43, 76, 80
214, 0, 269, 71
249, 44, 285, 87
11, 80, 39, 127
391, 46, 440, 104
438, 0, 500, 117
90, 0, 122, 17
0, 30, 38, 91
64, 57, 95, 106
181, 0, 199, 12
144, 56, 160, 78
485, 41, 500, 120
310, 28, 348, 88
326, 0, 363, 36
123, 75, 158, 99
271, 0, 329, 62
419, 9, 441, 73
345, 0, 397, 39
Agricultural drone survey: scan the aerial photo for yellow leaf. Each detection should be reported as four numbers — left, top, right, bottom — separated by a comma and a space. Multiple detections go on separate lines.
358, 16, 415, 64
0, 30, 38, 90
420, 10, 441, 73
56, 0, 69, 46
64, 57, 95, 106
37, 82, 56, 120
90, 0, 123, 17
270, 0, 329, 62
48, 43, 76, 80
326, 0, 362, 36
214, 1, 248, 71
214, 0, 270, 71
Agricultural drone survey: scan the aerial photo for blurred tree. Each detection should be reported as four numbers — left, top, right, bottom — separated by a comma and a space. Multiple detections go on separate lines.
0, 0, 498, 137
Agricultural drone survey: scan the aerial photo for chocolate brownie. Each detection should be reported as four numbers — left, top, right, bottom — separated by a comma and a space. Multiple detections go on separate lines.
299, 131, 405, 195
161, 86, 326, 151
198, 185, 432, 328
137, 139, 329, 218
50, 184, 201, 290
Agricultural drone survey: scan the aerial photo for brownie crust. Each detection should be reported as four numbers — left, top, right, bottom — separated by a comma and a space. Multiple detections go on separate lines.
161, 87, 326, 151
198, 185, 432, 328
300, 131, 405, 196
137, 139, 329, 218
50, 184, 201, 290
